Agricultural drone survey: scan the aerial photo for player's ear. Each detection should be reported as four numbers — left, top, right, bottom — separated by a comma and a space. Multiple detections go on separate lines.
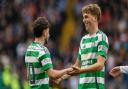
94, 16, 98, 22
42, 29, 47, 37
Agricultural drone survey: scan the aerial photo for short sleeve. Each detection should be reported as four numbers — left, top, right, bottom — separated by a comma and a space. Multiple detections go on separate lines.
120, 66, 128, 74
97, 35, 109, 59
38, 48, 53, 71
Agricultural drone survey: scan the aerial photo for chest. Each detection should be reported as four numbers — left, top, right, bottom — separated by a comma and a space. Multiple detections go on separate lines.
80, 36, 99, 49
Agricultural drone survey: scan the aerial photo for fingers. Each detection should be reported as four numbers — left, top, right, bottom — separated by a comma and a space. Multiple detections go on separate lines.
111, 67, 120, 71
109, 67, 121, 77
110, 67, 120, 74
64, 67, 73, 75
68, 71, 77, 75
109, 71, 116, 77
68, 67, 74, 71
72, 66, 80, 70
109, 69, 117, 77
63, 66, 81, 76
67, 68, 81, 75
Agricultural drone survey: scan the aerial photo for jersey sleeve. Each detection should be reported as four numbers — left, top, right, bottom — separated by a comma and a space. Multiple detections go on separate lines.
97, 35, 109, 59
38, 48, 53, 71
120, 66, 128, 74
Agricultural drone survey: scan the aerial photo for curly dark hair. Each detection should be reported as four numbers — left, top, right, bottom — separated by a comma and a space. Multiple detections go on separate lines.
32, 17, 50, 37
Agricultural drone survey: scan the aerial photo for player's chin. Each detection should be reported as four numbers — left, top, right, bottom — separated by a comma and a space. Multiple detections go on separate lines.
85, 28, 89, 32
45, 40, 48, 44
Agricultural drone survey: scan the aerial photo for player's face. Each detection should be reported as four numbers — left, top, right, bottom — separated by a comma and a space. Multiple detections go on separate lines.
82, 13, 96, 32
43, 28, 50, 44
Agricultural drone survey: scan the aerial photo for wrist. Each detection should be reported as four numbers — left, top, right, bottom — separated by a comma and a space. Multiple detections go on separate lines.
66, 68, 73, 73
80, 68, 85, 73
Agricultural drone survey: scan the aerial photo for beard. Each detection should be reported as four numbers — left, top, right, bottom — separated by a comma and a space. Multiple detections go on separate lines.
44, 35, 49, 45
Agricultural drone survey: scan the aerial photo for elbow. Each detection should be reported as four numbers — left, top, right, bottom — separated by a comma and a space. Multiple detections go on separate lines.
48, 73, 58, 79
47, 69, 58, 79
49, 73, 60, 79
48, 74, 53, 78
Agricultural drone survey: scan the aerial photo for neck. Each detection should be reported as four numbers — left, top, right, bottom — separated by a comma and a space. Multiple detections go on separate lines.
34, 37, 45, 45
89, 23, 98, 35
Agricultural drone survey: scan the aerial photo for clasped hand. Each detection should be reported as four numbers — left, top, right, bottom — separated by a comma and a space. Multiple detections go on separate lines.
53, 66, 81, 84
67, 65, 81, 75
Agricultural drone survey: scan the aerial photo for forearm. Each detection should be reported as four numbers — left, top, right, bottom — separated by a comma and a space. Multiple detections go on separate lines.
80, 63, 104, 73
48, 68, 69, 79
80, 56, 105, 73
68, 63, 104, 76
120, 66, 128, 74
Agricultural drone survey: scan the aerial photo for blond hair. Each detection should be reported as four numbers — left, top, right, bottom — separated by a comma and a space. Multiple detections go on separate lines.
82, 4, 101, 22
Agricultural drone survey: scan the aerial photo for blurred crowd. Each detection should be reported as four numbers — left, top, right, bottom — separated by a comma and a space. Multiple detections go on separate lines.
0, 0, 128, 89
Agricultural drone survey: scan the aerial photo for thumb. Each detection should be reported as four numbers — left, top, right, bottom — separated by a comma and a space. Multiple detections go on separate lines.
72, 66, 80, 70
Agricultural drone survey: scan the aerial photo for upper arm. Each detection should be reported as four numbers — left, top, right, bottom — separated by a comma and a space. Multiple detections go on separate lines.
97, 34, 109, 66
38, 48, 53, 71
97, 34, 109, 59
97, 55, 106, 65
47, 68, 54, 77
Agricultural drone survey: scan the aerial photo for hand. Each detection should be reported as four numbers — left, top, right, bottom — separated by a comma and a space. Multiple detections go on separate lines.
68, 66, 81, 75
109, 67, 121, 77
53, 74, 71, 84
65, 67, 74, 73
72, 65, 81, 70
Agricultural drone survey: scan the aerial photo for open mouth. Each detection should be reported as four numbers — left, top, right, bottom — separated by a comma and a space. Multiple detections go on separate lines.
85, 22, 89, 26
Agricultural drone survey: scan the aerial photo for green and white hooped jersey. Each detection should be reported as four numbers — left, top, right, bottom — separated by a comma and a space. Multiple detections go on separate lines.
25, 42, 53, 89
77, 30, 109, 89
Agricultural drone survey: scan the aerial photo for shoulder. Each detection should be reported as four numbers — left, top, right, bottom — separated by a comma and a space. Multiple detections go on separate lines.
80, 34, 89, 43
38, 44, 49, 53
28, 42, 49, 54
82, 34, 89, 39
97, 30, 107, 37
37, 45, 50, 58
97, 30, 108, 41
